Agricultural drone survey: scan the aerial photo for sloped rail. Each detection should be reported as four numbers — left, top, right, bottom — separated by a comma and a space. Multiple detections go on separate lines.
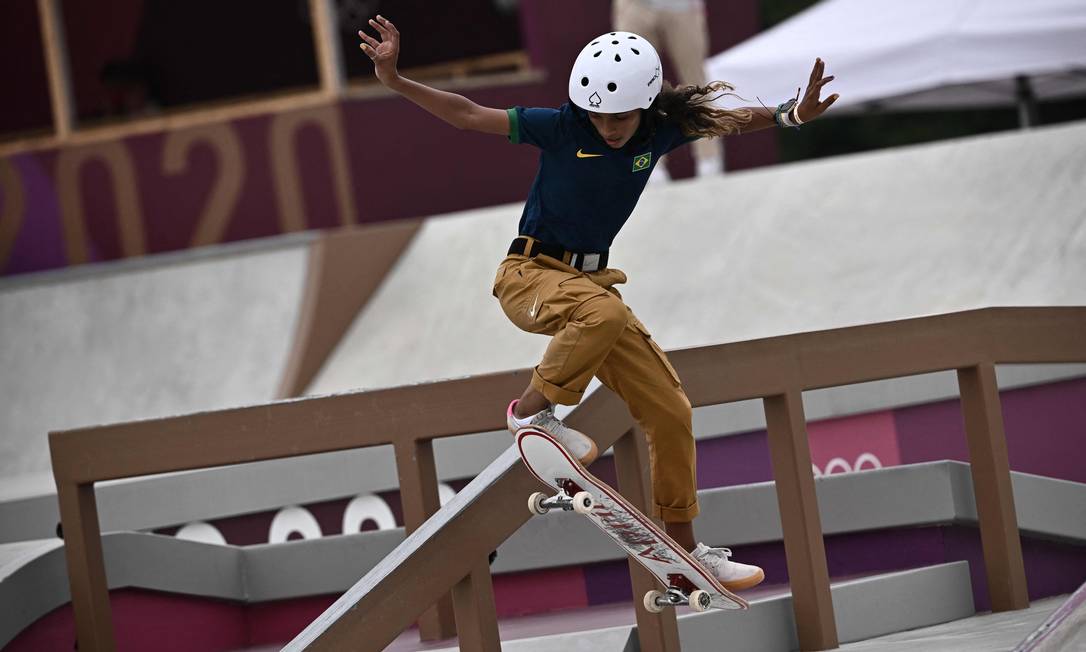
50, 307, 1086, 651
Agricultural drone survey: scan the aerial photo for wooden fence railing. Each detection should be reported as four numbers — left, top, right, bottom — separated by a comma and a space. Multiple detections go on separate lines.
50, 307, 1086, 651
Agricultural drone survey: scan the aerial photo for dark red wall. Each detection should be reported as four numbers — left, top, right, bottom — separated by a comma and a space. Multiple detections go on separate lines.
0, 0, 776, 276
0, 0, 53, 136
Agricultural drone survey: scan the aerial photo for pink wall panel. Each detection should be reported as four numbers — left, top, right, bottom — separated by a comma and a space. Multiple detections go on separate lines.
807, 410, 901, 476
493, 565, 589, 618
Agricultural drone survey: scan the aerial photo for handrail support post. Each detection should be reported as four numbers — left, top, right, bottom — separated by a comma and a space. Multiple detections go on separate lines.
614, 427, 681, 651
395, 439, 457, 641
957, 363, 1030, 611
764, 390, 838, 651
450, 557, 501, 651
56, 481, 115, 650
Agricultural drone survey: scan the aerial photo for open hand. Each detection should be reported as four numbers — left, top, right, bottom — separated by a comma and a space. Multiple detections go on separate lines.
796, 58, 839, 123
358, 15, 400, 86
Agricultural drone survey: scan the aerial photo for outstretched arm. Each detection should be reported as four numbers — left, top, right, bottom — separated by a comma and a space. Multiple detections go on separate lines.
359, 15, 509, 136
738, 58, 839, 133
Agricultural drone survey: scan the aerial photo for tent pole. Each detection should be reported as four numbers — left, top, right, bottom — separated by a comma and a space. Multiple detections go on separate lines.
1015, 75, 1038, 129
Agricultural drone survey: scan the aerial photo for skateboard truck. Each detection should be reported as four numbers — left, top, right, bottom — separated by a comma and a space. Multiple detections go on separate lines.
528, 478, 596, 515
644, 574, 711, 613
643, 586, 712, 613
528, 490, 595, 515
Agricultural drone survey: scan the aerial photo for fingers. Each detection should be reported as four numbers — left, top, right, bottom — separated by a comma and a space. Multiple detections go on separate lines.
369, 15, 393, 41
359, 15, 397, 59
809, 57, 823, 87
358, 32, 377, 59
358, 30, 379, 49
804, 58, 835, 104
819, 94, 840, 112
379, 15, 400, 38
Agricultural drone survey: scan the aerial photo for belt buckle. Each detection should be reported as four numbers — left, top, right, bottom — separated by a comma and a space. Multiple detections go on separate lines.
581, 253, 601, 273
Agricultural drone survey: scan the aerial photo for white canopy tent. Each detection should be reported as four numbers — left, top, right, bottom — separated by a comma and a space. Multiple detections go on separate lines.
706, 0, 1086, 123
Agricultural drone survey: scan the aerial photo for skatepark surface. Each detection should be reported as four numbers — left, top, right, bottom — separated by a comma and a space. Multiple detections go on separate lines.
231, 591, 1067, 652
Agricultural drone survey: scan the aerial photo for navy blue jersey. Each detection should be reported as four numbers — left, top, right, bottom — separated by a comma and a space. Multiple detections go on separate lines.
508, 103, 696, 253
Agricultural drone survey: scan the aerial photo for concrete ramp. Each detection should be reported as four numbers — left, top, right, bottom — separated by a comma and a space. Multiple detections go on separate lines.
0, 238, 310, 481
309, 121, 1086, 395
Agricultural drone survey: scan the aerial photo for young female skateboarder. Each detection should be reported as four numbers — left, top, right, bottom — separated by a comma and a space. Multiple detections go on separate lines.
359, 14, 837, 591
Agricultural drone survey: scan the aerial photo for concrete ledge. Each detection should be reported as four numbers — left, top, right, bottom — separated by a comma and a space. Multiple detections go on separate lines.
672, 562, 974, 652
423, 563, 975, 652
3, 461, 1083, 647
0, 533, 244, 649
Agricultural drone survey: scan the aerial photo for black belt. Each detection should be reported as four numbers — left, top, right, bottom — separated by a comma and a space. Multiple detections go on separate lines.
508, 237, 608, 273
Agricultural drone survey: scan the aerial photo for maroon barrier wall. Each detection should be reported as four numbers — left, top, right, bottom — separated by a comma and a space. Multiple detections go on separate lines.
0, 0, 775, 276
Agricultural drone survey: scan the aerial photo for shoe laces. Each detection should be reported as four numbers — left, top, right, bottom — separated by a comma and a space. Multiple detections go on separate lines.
536, 407, 562, 428
698, 545, 733, 565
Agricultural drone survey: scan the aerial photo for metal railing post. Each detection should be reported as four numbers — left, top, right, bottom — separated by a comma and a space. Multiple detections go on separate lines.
394, 439, 457, 640
764, 390, 838, 651
957, 363, 1030, 610
613, 428, 681, 651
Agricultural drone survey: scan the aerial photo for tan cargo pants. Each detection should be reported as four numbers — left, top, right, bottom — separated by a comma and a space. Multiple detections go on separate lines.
493, 251, 699, 522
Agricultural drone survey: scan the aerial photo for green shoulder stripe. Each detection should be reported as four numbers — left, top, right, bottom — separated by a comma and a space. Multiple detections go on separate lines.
506, 108, 520, 144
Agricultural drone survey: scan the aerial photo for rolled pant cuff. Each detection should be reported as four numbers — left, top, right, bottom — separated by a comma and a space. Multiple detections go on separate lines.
655, 502, 700, 523
531, 368, 584, 406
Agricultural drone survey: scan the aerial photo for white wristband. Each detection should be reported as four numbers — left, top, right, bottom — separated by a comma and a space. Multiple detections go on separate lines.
790, 103, 805, 126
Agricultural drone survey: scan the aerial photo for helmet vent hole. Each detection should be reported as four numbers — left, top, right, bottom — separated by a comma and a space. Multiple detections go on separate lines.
581, 76, 589, 87
591, 41, 599, 46
610, 32, 617, 36
612, 40, 619, 45
631, 48, 640, 55
614, 54, 622, 62
607, 82, 618, 92
593, 50, 602, 58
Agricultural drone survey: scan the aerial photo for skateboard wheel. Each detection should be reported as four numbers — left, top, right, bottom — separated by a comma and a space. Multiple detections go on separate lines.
643, 590, 665, 614
689, 590, 711, 612
571, 491, 595, 514
528, 492, 549, 515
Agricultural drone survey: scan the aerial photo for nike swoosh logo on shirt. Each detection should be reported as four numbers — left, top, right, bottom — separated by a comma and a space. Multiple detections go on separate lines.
576, 149, 603, 158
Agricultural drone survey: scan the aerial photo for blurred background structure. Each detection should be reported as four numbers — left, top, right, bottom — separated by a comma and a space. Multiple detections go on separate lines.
2, 0, 1084, 277
1, 1, 1085, 651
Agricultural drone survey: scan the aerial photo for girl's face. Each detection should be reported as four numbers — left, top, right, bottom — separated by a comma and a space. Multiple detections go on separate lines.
588, 110, 642, 149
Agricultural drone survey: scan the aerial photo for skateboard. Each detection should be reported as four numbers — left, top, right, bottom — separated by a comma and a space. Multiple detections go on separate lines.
516, 428, 749, 613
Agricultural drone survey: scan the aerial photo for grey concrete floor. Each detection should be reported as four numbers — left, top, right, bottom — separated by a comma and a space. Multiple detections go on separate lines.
838, 595, 1066, 652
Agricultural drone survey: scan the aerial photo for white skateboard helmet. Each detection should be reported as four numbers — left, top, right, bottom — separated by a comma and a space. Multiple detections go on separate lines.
568, 32, 663, 114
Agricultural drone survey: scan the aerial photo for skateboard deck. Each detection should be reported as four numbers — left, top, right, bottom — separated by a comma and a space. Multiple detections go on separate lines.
516, 428, 748, 612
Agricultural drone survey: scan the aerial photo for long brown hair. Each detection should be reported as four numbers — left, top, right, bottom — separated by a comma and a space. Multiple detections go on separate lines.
651, 81, 753, 138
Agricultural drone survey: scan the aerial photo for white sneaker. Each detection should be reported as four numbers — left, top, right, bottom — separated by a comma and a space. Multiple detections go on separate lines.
507, 400, 599, 465
691, 543, 765, 591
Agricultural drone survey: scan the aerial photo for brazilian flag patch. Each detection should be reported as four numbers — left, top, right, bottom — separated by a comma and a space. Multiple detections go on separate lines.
632, 152, 652, 172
